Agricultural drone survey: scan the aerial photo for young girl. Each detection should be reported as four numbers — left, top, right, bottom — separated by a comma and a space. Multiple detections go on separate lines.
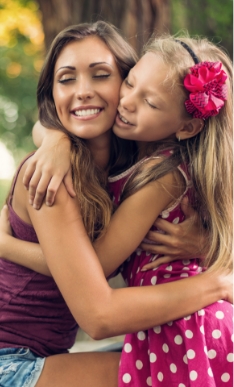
1, 23, 229, 387
110, 35, 233, 386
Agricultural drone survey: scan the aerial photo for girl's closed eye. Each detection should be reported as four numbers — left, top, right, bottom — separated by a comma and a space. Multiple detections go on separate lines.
145, 99, 157, 109
125, 78, 133, 87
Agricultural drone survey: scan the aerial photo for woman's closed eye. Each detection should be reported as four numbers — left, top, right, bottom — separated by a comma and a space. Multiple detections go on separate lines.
58, 77, 76, 84
93, 73, 111, 79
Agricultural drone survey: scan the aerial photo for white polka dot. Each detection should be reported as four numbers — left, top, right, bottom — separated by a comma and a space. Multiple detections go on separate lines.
183, 355, 188, 364
166, 265, 172, 271
173, 217, 180, 224
136, 360, 143, 369
146, 376, 152, 386
212, 329, 221, 339
157, 372, 163, 381
170, 363, 177, 373
189, 370, 198, 381
151, 276, 157, 285
200, 325, 205, 334
185, 330, 193, 339
221, 373, 230, 382
162, 343, 169, 353
231, 334, 234, 342
179, 384, 186, 387
123, 373, 131, 383
163, 274, 171, 279
198, 309, 205, 316
136, 249, 141, 256
184, 315, 191, 320
140, 279, 144, 286
162, 211, 169, 218
182, 259, 190, 265
137, 331, 146, 340
174, 335, 183, 345
215, 311, 224, 319
153, 326, 161, 334
204, 346, 208, 354
208, 367, 213, 377
207, 349, 216, 359
183, 266, 189, 270
227, 353, 234, 362
150, 353, 157, 363
124, 343, 132, 353
167, 321, 173, 326
187, 349, 195, 359
180, 273, 188, 277
218, 299, 224, 303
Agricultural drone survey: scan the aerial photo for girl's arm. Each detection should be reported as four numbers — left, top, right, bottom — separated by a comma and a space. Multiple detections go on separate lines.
27, 174, 232, 340
23, 121, 75, 209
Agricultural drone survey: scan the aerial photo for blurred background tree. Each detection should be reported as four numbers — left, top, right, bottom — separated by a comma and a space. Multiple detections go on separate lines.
0, 0, 232, 206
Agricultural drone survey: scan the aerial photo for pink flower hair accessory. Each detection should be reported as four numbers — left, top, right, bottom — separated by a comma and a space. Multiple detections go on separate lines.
184, 61, 228, 119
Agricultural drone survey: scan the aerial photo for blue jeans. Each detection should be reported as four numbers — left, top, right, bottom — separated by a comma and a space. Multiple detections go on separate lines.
0, 348, 45, 387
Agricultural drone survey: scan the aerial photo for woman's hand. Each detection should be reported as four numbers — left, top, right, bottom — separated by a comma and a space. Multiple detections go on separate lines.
23, 129, 75, 209
140, 197, 209, 271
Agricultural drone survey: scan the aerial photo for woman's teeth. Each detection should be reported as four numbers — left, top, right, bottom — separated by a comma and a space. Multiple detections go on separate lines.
74, 108, 101, 117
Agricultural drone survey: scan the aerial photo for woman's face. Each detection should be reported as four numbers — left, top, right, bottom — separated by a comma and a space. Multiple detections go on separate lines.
113, 52, 187, 142
53, 36, 122, 140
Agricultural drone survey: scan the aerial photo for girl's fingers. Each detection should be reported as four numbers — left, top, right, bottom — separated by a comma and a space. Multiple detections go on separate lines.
23, 160, 37, 189
141, 256, 177, 271
64, 170, 76, 198
27, 170, 43, 206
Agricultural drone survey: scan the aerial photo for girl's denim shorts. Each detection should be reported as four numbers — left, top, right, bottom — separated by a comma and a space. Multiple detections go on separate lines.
0, 347, 45, 387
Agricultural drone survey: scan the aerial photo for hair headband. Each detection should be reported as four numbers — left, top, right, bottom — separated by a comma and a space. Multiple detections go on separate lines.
174, 39, 228, 119
174, 39, 200, 64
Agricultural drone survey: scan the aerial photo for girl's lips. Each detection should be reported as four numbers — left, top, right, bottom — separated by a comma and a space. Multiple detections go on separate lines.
116, 112, 134, 127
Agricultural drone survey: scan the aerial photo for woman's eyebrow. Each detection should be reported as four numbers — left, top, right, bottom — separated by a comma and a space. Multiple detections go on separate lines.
89, 62, 113, 68
55, 66, 76, 74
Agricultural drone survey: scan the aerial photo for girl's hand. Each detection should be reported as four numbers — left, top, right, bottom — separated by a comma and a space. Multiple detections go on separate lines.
140, 196, 209, 271
23, 130, 75, 209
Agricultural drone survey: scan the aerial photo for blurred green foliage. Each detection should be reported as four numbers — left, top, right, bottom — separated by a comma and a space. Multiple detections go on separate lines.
0, 0, 44, 162
171, 0, 233, 58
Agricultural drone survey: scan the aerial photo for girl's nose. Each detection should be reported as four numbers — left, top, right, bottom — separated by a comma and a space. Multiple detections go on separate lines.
120, 92, 135, 112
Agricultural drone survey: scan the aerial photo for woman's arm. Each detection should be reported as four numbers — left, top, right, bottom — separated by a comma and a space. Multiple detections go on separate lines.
28, 180, 232, 340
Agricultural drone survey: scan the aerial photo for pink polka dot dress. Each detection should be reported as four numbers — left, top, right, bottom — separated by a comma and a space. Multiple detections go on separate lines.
108, 158, 233, 387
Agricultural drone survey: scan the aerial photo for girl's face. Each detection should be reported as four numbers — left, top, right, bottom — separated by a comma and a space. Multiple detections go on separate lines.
114, 52, 188, 142
53, 36, 122, 140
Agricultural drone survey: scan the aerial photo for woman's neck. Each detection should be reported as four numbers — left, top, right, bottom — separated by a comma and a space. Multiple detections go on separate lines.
86, 130, 112, 171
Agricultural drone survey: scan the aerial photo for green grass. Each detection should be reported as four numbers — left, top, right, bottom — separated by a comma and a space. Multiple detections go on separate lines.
0, 179, 12, 208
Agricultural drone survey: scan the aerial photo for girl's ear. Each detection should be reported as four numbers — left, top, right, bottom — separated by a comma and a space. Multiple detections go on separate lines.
176, 118, 205, 141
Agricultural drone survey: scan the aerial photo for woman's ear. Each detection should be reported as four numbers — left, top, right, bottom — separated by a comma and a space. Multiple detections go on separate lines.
176, 118, 205, 141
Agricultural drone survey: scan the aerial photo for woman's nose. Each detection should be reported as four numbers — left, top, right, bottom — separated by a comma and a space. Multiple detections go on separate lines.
75, 79, 95, 100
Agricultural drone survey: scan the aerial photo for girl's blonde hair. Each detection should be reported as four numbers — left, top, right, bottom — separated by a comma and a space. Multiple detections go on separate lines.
122, 33, 233, 271
37, 21, 138, 241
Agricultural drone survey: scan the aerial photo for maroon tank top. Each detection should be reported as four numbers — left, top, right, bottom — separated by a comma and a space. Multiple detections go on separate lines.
0, 154, 78, 357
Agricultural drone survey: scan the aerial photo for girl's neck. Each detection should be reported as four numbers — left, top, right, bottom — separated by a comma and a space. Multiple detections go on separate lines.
86, 130, 112, 171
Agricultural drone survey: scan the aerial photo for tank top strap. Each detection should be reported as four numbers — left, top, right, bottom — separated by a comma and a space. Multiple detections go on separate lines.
8, 152, 35, 205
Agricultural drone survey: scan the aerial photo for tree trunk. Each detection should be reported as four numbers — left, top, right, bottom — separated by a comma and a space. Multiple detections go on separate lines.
36, 0, 170, 54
